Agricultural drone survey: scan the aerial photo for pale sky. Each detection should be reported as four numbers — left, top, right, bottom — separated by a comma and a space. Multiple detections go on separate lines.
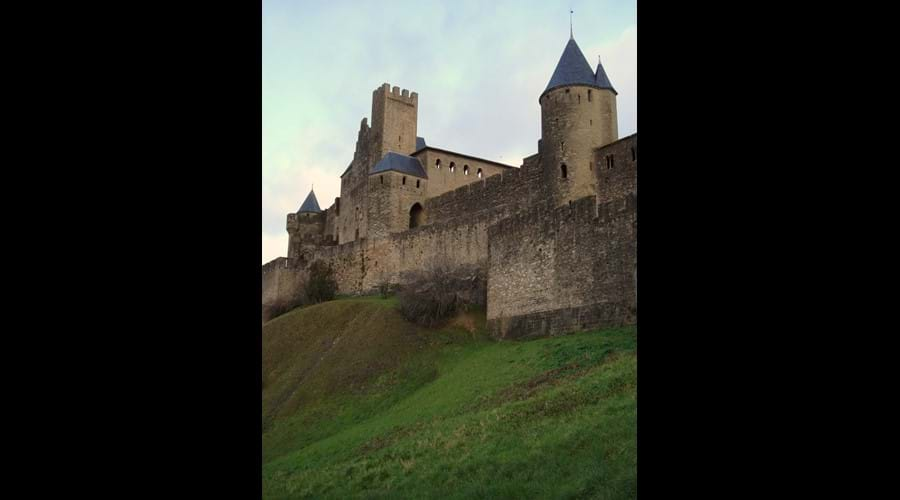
263, 0, 637, 264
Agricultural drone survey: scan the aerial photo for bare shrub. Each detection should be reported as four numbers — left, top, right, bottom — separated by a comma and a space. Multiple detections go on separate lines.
264, 295, 305, 322
305, 260, 337, 304
398, 265, 485, 327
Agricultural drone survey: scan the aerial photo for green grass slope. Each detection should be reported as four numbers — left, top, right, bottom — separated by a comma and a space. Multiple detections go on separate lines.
263, 297, 636, 499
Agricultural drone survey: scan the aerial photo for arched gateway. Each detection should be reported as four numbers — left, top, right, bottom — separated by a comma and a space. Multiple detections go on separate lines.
409, 203, 425, 228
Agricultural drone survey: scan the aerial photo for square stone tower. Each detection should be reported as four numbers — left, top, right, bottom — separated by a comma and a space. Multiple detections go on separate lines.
370, 84, 418, 161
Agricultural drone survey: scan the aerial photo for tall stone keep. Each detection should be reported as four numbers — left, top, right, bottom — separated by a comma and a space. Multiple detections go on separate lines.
540, 36, 618, 206
371, 83, 419, 162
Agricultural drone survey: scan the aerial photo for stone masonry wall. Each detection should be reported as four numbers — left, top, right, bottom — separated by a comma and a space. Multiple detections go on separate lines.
367, 170, 428, 240
337, 119, 375, 244
323, 203, 339, 244
287, 211, 327, 259
288, 151, 550, 299
424, 153, 544, 226
413, 149, 515, 199
485, 194, 636, 339
261, 257, 307, 322
540, 86, 618, 207
308, 200, 501, 296
594, 133, 637, 205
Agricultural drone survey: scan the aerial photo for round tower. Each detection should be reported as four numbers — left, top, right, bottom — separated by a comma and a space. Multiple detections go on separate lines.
286, 188, 324, 260
540, 36, 618, 206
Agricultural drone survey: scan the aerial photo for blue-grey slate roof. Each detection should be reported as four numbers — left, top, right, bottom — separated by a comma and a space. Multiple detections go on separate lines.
297, 189, 321, 213
594, 59, 616, 94
543, 37, 616, 96
416, 136, 426, 151
370, 152, 427, 178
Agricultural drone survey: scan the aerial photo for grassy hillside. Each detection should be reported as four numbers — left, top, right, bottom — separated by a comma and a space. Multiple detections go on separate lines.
262, 297, 636, 499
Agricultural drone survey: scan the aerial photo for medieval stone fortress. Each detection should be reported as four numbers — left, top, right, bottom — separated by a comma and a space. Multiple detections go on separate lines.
262, 34, 636, 339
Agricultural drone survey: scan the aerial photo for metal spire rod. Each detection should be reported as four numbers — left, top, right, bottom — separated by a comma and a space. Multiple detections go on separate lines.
570, 9, 574, 39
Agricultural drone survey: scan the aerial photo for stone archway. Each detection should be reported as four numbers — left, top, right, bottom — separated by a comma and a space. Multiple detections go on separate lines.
409, 203, 425, 229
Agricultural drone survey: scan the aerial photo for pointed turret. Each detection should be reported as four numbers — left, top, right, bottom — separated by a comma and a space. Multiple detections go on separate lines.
297, 189, 321, 213
594, 57, 617, 94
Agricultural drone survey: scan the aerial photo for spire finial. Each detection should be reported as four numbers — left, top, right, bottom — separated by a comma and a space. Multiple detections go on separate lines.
570, 9, 574, 39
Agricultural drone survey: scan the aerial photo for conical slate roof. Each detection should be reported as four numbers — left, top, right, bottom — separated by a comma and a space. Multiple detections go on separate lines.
542, 37, 616, 96
594, 59, 617, 94
297, 189, 321, 213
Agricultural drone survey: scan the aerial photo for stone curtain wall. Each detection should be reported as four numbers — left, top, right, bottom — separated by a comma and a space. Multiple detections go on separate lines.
295, 191, 636, 339
413, 149, 515, 199
261, 258, 308, 322
485, 194, 636, 339
308, 202, 500, 296
594, 134, 637, 205
424, 154, 545, 226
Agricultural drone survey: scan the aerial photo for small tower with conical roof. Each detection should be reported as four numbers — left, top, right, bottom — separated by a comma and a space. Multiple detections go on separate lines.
539, 34, 618, 206
286, 188, 326, 260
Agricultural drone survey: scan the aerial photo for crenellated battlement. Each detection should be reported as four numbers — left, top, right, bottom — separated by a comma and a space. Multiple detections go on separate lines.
374, 83, 418, 105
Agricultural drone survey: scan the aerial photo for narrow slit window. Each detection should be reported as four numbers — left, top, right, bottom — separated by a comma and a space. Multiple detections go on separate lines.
464, 165, 469, 175
561, 164, 568, 179
477, 168, 483, 179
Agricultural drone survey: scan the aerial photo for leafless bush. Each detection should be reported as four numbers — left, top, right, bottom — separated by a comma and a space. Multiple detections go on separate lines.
305, 260, 337, 304
397, 265, 485, 327
264, 295, 305, 322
